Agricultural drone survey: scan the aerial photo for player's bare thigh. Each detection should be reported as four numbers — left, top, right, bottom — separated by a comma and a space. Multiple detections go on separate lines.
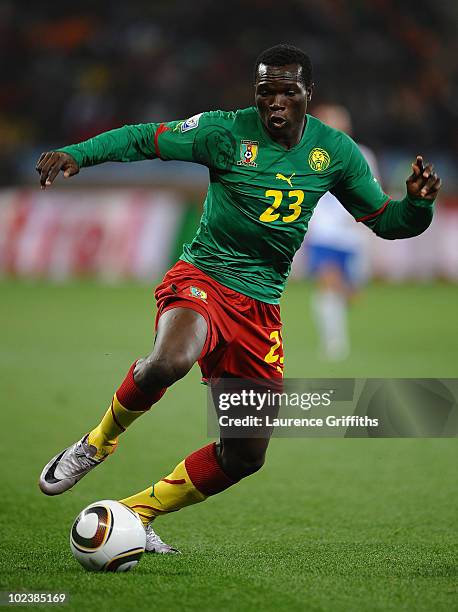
134, 307, 207, 392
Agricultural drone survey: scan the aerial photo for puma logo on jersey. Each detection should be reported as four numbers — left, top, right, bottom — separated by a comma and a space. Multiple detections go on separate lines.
276, 172, 295, 188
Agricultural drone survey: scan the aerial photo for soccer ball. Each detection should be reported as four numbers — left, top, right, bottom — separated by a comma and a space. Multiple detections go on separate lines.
70, 500, 146, 572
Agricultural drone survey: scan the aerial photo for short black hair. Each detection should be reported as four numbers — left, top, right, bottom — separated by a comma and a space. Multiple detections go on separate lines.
254, 44, 313, 86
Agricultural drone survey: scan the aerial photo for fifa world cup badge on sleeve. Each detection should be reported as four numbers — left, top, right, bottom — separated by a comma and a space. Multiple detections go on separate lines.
181, 113, 203, 132
237, 140, 259, 167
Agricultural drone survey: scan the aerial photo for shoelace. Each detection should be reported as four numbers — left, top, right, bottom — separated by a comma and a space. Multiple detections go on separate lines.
58, 442, 97, 478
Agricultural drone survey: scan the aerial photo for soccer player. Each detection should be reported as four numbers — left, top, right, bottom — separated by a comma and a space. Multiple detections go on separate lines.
36, 44, 441, 553
306, 103, 381, 360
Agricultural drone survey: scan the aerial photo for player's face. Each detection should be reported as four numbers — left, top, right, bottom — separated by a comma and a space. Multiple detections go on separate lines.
255, 63, 312, 144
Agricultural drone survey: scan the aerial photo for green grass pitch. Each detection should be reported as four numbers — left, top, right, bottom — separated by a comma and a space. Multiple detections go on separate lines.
0, 279, 457, 611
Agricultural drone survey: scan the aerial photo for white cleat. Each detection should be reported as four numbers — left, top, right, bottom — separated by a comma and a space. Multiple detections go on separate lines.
145, 524, 180, 554
39, 434, 104, 496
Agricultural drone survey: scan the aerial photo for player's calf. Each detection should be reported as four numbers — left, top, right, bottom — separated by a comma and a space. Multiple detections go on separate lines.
217, 438, 269, 480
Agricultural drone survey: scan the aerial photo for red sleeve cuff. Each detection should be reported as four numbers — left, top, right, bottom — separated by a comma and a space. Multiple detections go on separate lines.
356, 197, 392, 223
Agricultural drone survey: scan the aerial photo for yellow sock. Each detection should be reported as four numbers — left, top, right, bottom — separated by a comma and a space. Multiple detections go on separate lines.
88, 394, 149, 460
120, 460, 206, 526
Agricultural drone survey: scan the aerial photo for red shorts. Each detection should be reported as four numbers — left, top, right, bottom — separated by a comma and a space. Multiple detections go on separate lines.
154, 261, 284, 381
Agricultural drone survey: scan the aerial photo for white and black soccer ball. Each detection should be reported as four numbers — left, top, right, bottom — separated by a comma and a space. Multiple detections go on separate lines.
70, 500, 146, 572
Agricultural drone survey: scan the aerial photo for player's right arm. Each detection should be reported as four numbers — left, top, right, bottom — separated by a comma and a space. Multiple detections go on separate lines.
36, 112, 236, 189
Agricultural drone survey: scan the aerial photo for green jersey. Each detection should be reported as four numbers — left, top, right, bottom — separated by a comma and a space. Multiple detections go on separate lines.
59, 107, 434, 303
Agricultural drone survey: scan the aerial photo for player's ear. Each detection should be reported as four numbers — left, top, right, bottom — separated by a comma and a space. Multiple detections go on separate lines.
306, 85, 314, 102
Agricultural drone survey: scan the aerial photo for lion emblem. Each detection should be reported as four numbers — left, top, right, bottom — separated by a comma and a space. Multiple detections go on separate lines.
308, 148, 331, 172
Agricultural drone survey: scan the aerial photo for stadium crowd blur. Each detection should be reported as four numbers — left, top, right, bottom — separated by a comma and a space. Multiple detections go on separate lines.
1, 0, 457, 186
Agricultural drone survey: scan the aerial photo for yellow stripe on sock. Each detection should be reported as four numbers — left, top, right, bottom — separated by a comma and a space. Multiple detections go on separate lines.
120, 460, 206, 525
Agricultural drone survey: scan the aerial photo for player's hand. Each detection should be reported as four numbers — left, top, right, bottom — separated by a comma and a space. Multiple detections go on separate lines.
36, 151, 79, 189
406, 155, 441, 201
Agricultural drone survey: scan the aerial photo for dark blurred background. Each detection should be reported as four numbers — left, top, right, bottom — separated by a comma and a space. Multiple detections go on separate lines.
0, 0, 457, 284
1, 0, 457, 186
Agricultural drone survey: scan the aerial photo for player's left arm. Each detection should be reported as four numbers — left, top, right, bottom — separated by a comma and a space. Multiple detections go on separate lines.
331, 136, 441, 239
368, 155, 440, 239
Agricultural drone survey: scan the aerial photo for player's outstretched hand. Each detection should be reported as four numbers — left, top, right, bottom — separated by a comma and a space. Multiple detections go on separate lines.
36, 151, 79, 189
406, 155, 441, 201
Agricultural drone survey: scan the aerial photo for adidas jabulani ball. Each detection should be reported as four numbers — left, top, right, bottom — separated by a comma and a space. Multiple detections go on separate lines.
70, 500, 146, 572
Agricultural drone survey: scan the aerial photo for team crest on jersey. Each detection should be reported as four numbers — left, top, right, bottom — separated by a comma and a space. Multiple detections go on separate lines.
237, 140, 259, 167
181, 113, 203, 132
189, 286, 207, 302
308, 148, 331, 172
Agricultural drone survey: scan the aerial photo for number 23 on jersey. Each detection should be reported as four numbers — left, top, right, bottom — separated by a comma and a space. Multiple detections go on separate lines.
259, 189, 304, 223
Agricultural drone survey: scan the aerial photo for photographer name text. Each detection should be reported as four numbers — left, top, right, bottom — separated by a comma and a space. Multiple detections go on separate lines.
219, 415, 378, 428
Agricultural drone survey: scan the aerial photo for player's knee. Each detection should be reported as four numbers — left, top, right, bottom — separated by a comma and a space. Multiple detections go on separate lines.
134, 353, 193, 391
